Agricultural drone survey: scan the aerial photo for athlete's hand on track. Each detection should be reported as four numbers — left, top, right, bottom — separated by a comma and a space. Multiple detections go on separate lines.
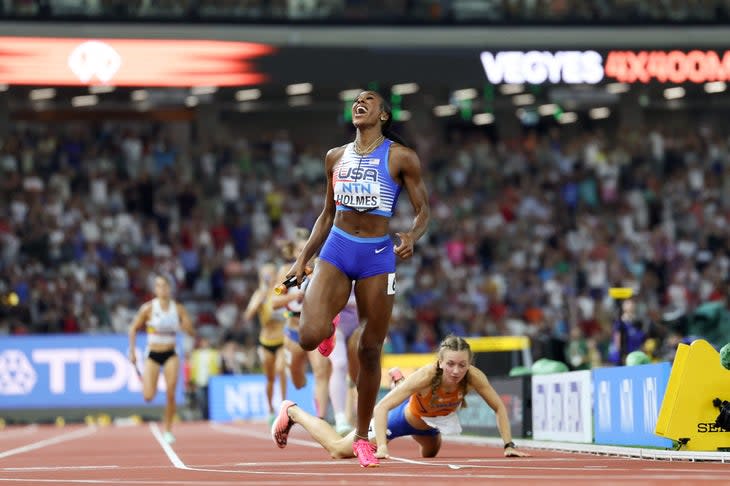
393, 232, 415, 259
375, 445, 390, 459
504, 446, 530, 457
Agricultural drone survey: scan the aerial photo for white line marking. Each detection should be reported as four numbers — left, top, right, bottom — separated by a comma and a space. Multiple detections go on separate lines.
1, 465, 119, 471
148, 423, 188, 470
0, 427, 96, 459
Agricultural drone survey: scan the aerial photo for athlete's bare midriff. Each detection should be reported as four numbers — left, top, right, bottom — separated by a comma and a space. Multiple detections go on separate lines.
334, 210, 390, 237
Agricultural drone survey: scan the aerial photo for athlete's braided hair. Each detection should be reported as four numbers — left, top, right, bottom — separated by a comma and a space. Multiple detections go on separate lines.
429, 335, 473, 408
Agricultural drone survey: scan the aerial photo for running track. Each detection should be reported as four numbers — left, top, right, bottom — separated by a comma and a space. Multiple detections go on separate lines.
0, 421, 729, 485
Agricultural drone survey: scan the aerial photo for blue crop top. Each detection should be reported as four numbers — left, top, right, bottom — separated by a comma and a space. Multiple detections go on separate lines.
332, 138, 402, 218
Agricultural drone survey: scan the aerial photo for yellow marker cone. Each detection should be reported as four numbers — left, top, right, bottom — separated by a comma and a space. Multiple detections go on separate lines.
84, 415, 96, 426
0, 418, 6, 430
55, 417, 65, 427
97, 414, 111, 427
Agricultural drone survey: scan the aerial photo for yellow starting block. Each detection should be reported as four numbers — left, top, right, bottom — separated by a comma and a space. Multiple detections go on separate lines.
656, 339, 730, 450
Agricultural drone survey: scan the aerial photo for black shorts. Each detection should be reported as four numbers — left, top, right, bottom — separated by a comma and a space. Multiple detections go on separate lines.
259, 341, 283, 354
148, 349, 177, 366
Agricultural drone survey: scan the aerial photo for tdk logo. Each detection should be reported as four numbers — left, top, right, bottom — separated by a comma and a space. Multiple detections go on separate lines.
0, 350, 38, 395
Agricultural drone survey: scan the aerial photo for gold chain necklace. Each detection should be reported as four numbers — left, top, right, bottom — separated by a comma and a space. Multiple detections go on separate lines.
353, 134, 384, 155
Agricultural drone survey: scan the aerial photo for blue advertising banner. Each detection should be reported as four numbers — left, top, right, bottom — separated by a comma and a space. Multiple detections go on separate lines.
209, 373, 317, 422
0, 334, 183, 408
593, 362, 673, 447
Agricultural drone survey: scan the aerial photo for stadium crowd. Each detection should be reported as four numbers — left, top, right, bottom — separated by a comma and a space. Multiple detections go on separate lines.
3, 0, 730, 23
1, 113, 728, 373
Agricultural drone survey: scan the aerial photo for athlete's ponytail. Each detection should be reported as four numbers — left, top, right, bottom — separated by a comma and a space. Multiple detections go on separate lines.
378, 94, 410, 149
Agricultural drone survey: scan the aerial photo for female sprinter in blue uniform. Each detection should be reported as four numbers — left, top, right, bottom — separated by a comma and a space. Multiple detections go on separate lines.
271, 336, 529, 463
283, 90, 430, 467
128, 275, 195, 444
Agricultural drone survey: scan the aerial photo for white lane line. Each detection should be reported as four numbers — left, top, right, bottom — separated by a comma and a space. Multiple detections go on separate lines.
0, 427, 97, 460
1, 465, 119, 471
148, 423, 188, 470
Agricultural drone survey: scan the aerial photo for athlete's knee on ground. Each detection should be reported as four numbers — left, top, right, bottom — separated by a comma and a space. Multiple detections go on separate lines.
420, 446, 439, 458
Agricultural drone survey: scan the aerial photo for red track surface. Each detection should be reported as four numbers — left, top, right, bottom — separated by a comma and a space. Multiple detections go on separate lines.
1, 421, 729, 485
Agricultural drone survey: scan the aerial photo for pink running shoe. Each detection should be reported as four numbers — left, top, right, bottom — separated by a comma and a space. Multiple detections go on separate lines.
271, 400, 296, 448
317, 316, 339, 357
353, 438, 379, 468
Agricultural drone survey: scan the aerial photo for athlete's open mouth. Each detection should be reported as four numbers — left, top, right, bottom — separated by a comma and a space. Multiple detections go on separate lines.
355, 105, 368, 115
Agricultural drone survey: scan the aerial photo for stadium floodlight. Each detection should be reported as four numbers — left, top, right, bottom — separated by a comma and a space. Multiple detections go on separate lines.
606, 82, 630, 94
452, 88, 478, 101
131, 89, 148, 101
89, 85, 115, 94
663, 87, 685, 100
500, 83, 524, 95
473, 113, 494, 125
704, 81, 727, 94
29, 88, 55, 100
71, 95, 98, 107
589, 107, 611, 120
235, 89, 261, 101
286, 83, 313, 96
339, 88, 363, 101
538, 104, 559, 116
185, 96, 199, 107
433, 105, 458, 117
0, 84, 7, 92
391, 83, 419, 96
513, 94, 535, 106
191, 86, 217, 96
558, 112, 578, 124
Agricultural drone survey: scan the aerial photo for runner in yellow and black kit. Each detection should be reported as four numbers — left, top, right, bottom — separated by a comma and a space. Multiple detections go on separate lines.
244, 263, 287, 423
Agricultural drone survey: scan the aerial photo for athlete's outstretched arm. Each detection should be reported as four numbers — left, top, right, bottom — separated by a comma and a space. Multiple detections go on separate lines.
288, 146, 344, 284
468, 366, 530, 457
393, 146, 430, 260
243, 288, 266, 322
372, 364, 434, 458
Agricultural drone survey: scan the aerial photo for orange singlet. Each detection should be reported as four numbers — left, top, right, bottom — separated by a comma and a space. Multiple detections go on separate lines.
408, 386, 464, 418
